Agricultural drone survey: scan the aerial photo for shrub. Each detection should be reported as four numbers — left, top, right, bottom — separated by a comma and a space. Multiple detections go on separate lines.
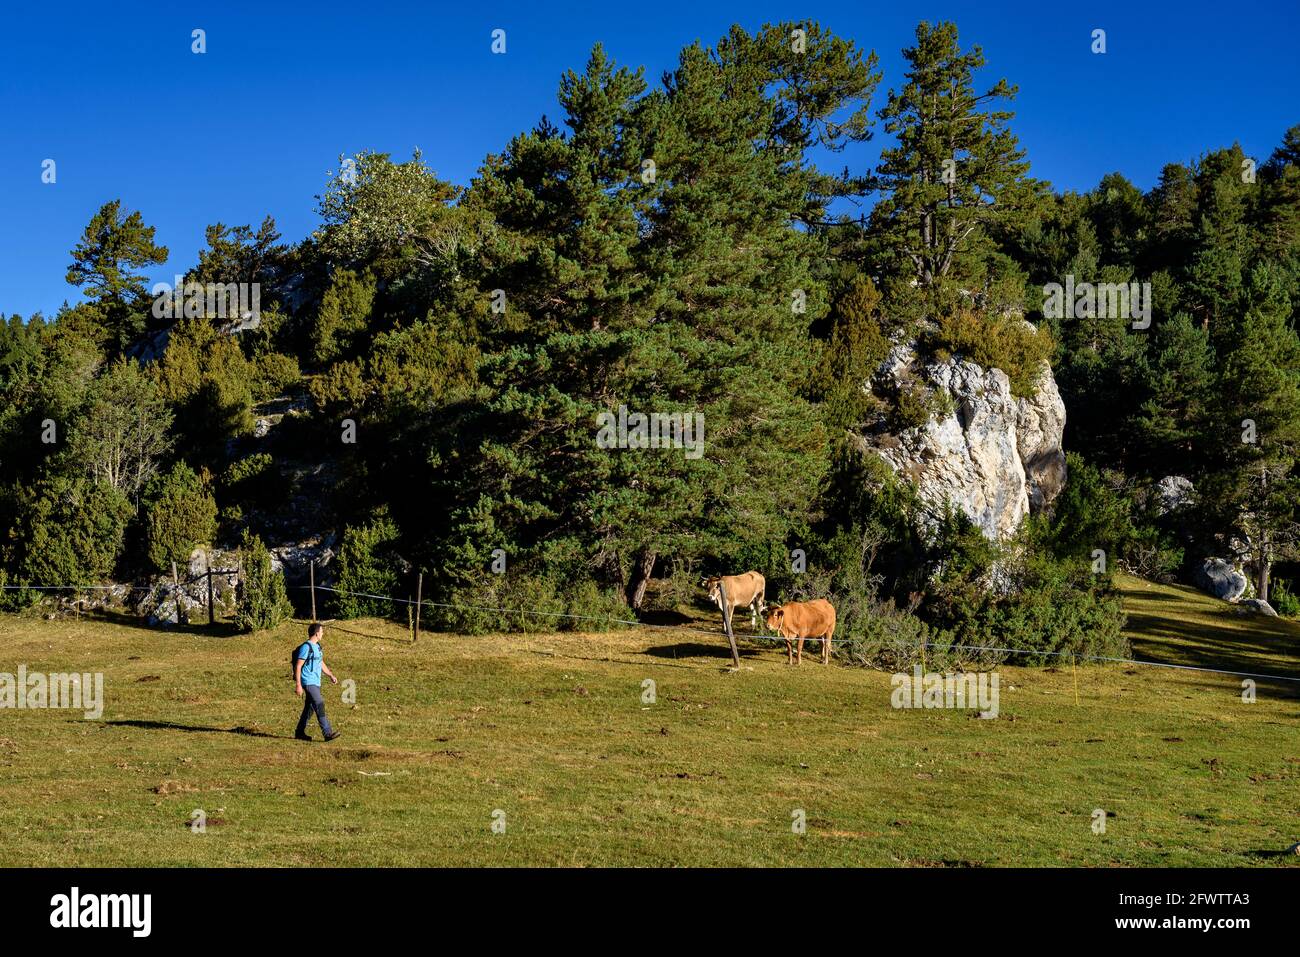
561, 578, 634, 631
311, 269, 375, 366
1046, 454, 1182, 581
0, 568, 37, 612
424, 566, 634, 635
893, 382, 932, 430
924, 516, 1129, 665
251, 352, 301, 401
236, 532, 293, 632
819, 276, 891, 428
891, 382, 957, 431
150, 319, 255, 463
926, 309, 1055, 397
2, 476, 130, 587
333, 512, 403, 619
1271, 579, 1300, 617
220, 453, 284, 510
144, 463, 218, 573
433, 573, 565, 635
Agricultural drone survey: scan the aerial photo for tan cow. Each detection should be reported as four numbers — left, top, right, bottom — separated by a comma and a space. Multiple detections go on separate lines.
764, 599, 836, 665
703, 572, 767, 630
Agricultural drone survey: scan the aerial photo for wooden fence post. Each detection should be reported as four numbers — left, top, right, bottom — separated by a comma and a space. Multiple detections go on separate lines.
720, 579, 740, 669
414, 572, 423, 643
310, 561, 317, 622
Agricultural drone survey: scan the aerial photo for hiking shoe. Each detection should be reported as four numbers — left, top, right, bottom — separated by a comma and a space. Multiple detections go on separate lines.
295, 733, 312, 742
324, 731, 342, 742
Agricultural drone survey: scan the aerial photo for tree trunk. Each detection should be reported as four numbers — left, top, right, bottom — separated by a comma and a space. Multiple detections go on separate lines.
1258, 536, 1271, 604
625, 550, 657, 610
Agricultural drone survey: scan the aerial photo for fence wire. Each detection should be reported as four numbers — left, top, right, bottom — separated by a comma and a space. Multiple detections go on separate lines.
5, 580, 1298, 684
306, 584, 1300, 684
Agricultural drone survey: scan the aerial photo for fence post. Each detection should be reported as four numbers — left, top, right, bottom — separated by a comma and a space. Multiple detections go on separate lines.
310, 561, 317, 622
720, 579, 740, 669
414, 572, 423, 643
206, 549, 215, 626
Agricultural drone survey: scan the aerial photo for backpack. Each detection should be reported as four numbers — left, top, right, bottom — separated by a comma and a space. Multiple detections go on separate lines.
290, 642, 311, 679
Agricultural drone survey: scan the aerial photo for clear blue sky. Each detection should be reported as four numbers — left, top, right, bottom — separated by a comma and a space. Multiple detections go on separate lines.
1, 0, 1296, 319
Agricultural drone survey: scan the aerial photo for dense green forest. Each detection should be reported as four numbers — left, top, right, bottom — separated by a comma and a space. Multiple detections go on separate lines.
3, 20, 1299, 664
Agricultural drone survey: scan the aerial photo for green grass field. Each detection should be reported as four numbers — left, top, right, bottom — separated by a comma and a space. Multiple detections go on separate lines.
0, 573, 1297, 867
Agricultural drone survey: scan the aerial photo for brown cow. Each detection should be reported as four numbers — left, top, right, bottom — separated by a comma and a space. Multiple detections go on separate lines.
703, 572, 767, 630
764, 599, 836, 665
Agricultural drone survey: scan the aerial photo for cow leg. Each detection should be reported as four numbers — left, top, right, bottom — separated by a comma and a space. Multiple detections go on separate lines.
796, 638, 804, 665
822, 632, 830, 665
786, 639, 793, 665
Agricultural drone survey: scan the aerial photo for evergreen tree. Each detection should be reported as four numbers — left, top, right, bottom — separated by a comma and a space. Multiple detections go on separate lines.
236, 531, 293, 632
872, 21, 1033, 292
65, 201, 169, 352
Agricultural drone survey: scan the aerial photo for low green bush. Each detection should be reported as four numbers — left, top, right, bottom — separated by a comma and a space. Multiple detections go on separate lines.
1271, 579, 1300, 617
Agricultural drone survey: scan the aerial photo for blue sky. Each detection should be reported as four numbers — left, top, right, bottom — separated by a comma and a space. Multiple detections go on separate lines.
1, 0, 1296, 318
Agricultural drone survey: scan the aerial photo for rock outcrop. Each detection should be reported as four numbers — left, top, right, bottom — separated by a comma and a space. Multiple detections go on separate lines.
1155, 475, 1196, 516
858, 340, 1066, 541
1195, 558, 1249, 602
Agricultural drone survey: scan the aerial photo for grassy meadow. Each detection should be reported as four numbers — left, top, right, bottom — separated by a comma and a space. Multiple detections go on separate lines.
0, 573, 1296, 867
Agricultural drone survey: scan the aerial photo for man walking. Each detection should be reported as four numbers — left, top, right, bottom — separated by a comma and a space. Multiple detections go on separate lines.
293, 623, 341, 742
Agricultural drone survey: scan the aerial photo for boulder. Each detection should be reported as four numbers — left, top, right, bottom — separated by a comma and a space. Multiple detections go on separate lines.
1195, 558, 1249, 602
1240, 598, 1278, 617
859, 339, 1066, 541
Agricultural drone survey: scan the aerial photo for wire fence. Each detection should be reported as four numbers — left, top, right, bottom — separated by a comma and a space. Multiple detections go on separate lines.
5, 579, 1299, 685
304, 583, 1300, 685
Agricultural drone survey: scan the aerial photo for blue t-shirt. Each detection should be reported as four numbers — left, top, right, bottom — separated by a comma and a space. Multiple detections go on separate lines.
295, 641, 322, 686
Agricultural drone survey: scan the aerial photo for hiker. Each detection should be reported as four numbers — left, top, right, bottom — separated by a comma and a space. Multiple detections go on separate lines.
293, 622, 341, 742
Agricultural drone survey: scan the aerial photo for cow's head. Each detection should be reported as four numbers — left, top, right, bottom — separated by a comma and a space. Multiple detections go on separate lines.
763, 605, 785, 631
702, 576, 723, 607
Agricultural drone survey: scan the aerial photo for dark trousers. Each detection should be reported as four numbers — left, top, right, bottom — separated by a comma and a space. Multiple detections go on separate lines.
296, 684, 333, 737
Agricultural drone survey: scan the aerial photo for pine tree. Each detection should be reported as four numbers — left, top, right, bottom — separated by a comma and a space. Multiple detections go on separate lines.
1130, 312, 1214, 471
872, 21, 1033, 292
1212, 262, 1300, 601
65, 200, 169, 352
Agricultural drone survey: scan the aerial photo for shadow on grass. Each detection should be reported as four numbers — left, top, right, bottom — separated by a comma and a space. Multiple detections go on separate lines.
87, 610, 243, 639
1244, 847, 1300, 861
1121, 588, 1191, 603
316, 621, 413, 645
637, 609, 697, 627
642, 641, 765, 661
1127, 610, 1300, 678
106, 719, 282, 739
524, 649, 702, 671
